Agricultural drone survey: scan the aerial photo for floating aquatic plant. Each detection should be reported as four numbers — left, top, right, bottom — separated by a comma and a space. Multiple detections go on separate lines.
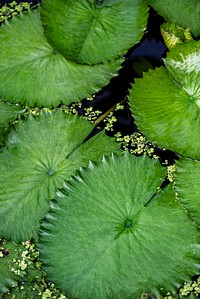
0, 8, 123, 107
41, 0, 148, 64
39, 154, 200, 299
0, 111, 120, 242
129, 40, 200, 160
0, 0, 200, 298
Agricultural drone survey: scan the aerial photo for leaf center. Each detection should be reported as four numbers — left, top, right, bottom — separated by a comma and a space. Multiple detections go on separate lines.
124, 218, 133, 228
47, 169, 56, 176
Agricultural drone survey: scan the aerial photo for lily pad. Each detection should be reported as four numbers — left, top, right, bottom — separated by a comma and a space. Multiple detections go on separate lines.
147, 0, 200, 37
0, 9, 122, 107
174, 157, 200, 228
41, 0, 148, 65
0, 111, 120, 242
129, 40, 200, 159
39, 154, 200, 298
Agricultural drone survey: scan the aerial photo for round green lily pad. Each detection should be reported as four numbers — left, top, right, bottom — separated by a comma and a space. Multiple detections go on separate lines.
39, 154, 200, 298
129, 40, 200, 159
147, 0, 200, 37
0, 111, 120, 242
0, 9, 122, 107
41, 0, 148, 64
174, 157, 200, 228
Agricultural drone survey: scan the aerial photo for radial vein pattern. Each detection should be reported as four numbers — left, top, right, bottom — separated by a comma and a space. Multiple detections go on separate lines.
39, 154, 200, 299
0, 8, 122, 107
0, 111, 120, 241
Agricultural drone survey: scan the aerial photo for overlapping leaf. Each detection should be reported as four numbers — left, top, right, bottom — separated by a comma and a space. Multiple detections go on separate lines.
39, 154, 200, 298
41, 0, 148, 65
0, 9, 122, 107
174, 157, 200, 228
147, 0, 200, 37
129, 40, 200, 159
0, 111, 120, 242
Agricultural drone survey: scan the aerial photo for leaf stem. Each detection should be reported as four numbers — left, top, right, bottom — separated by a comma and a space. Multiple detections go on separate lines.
95, 99, 125, 125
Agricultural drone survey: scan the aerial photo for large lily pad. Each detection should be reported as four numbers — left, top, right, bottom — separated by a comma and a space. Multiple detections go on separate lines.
174, 157, 200, 228
0, 9, 122, 107
147, 0, 200, 37
129, 40, 200, 159
39, 154, 200, 299
41, 0, 148, 65
0, 111, 120, 242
